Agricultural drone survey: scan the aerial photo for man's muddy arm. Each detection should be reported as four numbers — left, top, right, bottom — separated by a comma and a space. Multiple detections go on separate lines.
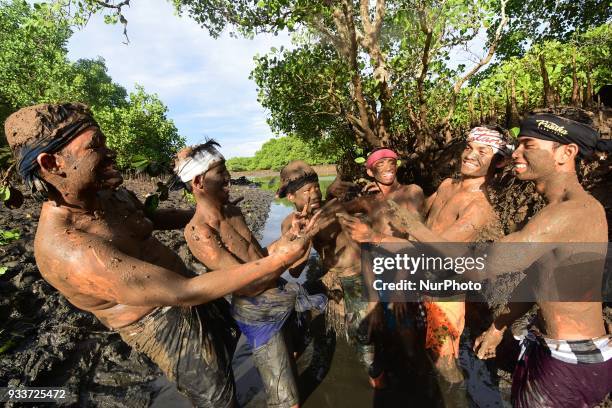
403, 200, 494, 243
66, 235, 300, 307
149, 208, 195, 230
386, 200, 561, 280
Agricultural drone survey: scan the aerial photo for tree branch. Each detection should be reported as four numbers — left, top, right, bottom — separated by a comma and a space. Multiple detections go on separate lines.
442, 0, 509, 125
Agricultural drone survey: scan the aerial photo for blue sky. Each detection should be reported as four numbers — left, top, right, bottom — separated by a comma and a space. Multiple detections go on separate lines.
67, 0, 291, 158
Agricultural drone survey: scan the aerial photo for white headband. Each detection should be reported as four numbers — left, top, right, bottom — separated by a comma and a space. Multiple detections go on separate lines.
174, 146, 225, 182
467, 127, 514, 157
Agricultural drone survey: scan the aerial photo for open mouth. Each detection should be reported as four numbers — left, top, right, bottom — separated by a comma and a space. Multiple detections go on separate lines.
380, 171, 395, 181
462, 161, 478, 169
513, 163, 527, 173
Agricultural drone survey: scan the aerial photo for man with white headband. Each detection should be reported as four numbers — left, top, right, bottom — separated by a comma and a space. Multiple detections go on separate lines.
175, 142, 328, 408
341, 128, 511, 399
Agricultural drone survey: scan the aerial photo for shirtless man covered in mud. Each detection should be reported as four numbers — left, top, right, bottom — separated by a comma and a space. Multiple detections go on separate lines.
175, 146, 327, 408
301, 150, 424, 386
390, 113, 612, 408
4, 103, 309, 408
278, 160, 389, 388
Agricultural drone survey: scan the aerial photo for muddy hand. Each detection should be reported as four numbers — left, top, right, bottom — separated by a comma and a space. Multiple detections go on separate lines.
337, 213, 376, 243
473, 324, 505, 360
386, 200, 422, 233
288, 196, 312, 237
362, 181, 381, 195
300, 209, 335, 240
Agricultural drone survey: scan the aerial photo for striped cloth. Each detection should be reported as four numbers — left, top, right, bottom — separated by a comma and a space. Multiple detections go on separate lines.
515, 329, 612, 364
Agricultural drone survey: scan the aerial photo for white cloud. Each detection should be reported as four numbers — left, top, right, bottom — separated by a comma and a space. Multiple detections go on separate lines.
67, 0, 291, 158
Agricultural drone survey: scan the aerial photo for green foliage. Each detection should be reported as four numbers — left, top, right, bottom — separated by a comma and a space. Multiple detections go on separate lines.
452, 23, 612, 129
0, 185, 9, 201
251, 43, 354, 151
94, 86, 185, 170
0, 229, 20, 245
489, 0, 611, 60
0, 0, 184, 172
226, 134, 338, 171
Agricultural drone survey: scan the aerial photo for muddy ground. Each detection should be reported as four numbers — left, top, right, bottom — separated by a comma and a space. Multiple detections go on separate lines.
0, 177, 274, 407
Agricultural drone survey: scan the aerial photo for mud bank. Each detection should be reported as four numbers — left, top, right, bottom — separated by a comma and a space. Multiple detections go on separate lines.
0, 178, 274, 407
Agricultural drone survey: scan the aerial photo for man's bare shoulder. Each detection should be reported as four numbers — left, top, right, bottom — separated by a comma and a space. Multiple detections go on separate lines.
436, 178, 455, 193
513, 194, 606, 242
400, 183, 423, 194
185, 217, 217, 241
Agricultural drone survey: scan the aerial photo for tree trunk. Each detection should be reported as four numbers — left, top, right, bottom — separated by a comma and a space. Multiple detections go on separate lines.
584, 68, 593, 107
468, 93, 475, 126
479, 94, 485, 123
509, 77, 521, 128
539, 54, 555, 107
571, 51, 580, 106
489, 96, 496, 122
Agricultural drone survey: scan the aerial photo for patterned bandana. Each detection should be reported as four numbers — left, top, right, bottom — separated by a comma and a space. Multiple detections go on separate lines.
467, 127, 514, 157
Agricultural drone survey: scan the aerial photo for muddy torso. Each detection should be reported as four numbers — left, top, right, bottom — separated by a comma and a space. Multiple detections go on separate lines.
34, 188, 189, 329
425, 178, 503, 243
521, 192, 608, 339
368, 184, 424, 237
427, 180, 476, 233
313, 221, 361, 277
185, 204, 269, 288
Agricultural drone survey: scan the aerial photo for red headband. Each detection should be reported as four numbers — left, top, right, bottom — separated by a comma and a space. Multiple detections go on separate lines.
365, 149, 398, 169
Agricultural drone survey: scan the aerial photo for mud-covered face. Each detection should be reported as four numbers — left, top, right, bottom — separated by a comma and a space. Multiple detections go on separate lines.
368, 158, 397, 185
461, 141, 496, 178
58, 127, 122, 191
287, 181, 322, 214
199, 161, 231, 203
512, 137, 559, 181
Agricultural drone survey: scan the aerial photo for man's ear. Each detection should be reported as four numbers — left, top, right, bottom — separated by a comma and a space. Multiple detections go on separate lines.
366, 168, 373, 178
192, 174, 204, 190
556, 143, 579, 165
287, 193, 296, 203
36, 152, 61, 175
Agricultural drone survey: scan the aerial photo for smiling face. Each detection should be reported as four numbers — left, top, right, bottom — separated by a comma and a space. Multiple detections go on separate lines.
511, 137, 560, 181
195, 161, 231, 203
367, 157, 397, 185
460, 141, 497, 178
48, 127, 122, 193
287, 181, 322, 214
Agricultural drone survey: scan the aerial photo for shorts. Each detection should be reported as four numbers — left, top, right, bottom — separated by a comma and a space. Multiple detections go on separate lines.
117, 300, 239, 408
